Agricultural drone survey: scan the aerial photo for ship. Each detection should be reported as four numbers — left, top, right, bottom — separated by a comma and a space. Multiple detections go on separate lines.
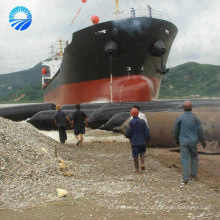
41, 0, 178, 105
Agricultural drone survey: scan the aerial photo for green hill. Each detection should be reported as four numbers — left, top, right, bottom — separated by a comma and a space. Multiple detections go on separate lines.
0, 63, 43, 103
5, 83, 43, 103
0, 62, 219, 103
159, 62, 220, 99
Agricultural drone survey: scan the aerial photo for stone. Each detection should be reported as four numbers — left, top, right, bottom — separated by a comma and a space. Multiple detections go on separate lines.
64, 172, 73, 177
57, 189, 68, 198
41, 147, 47, 154
59, 162, 67, 171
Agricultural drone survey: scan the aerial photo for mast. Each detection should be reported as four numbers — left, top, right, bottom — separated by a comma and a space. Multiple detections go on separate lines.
48, 45, 55, 56
148, 5, 152, 18
115, 0, 119, 12
57, 37, 63, 56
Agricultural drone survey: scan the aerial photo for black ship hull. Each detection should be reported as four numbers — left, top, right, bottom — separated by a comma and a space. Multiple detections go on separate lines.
43, 17, 178, 105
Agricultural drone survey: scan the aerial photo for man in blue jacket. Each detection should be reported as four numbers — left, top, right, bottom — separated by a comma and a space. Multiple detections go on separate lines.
174, 100, 206, 184
54, 104, 71, 144
126, 108, 150, 173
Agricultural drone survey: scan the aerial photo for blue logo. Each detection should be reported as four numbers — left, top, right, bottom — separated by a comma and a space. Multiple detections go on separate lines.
9, 6, 32, 31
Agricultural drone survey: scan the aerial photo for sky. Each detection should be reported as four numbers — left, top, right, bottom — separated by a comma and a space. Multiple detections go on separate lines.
0, 0, 219, 74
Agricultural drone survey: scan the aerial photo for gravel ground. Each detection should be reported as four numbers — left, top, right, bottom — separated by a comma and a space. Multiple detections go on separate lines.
0, 116, 220, 219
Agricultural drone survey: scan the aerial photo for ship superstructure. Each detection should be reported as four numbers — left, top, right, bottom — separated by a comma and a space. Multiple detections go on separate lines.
41, 39, 64, 89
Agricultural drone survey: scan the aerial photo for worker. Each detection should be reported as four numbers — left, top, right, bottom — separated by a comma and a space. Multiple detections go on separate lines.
131, 7, 136, 17
174, 100, 206, 184
71, 104, 88, 146
54, 104, 71, 144
126, 108, 150, 173
130, 105, 150, 128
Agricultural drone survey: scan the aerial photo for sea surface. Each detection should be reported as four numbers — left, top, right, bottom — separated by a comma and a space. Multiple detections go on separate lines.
38, 128, 128, 144
0, 103, 41, 107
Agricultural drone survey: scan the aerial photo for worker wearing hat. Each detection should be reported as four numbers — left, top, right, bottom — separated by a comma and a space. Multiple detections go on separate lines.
126, 108, 150, 173
130, 105, 150, 128
174, 100, 206, 184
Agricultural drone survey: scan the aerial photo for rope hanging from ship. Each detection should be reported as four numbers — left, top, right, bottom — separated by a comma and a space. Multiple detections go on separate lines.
104, 40, 120, 103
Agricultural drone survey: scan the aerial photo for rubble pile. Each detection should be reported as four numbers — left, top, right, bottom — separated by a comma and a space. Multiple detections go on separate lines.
0, 117, 61, 208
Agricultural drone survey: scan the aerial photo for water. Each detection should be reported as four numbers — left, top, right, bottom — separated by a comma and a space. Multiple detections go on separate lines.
0, 103, 41, 107
38, 128, 128, 144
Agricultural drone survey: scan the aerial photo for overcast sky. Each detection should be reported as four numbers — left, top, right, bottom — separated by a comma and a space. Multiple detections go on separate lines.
0, 0, 219, 74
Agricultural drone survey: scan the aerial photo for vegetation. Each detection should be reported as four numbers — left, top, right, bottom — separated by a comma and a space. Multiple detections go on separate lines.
0, 62, 219, 103
159, 62, 220, 99
6, 83, 43, 102
0, 63, 43, 103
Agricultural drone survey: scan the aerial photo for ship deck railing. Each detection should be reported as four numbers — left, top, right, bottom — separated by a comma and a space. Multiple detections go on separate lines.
101, 9, 171, 22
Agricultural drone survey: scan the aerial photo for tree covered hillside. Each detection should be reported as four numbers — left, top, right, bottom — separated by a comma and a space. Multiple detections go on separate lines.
0, 63, 43, 102
159, 62, 220, 99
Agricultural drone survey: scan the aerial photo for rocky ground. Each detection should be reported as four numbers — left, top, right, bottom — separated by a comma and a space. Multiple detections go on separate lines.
0, 117, 220, 220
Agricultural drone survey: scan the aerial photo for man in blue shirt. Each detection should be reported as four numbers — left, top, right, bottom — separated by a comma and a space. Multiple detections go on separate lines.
54, 104, 71, 144
71, 104, 88, 146
126, 108, 150, 173
174, 100, 206, 184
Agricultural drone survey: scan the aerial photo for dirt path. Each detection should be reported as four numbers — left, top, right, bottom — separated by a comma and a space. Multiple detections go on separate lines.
1, 137, 220, 220
150, 147, 220, 191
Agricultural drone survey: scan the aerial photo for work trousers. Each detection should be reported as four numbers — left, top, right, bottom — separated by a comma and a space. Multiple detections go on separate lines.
58, 126, 67, 143
180, 143, 199, 182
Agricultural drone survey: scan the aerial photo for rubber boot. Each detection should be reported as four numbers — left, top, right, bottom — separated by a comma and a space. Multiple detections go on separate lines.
134, 158, 139, 173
